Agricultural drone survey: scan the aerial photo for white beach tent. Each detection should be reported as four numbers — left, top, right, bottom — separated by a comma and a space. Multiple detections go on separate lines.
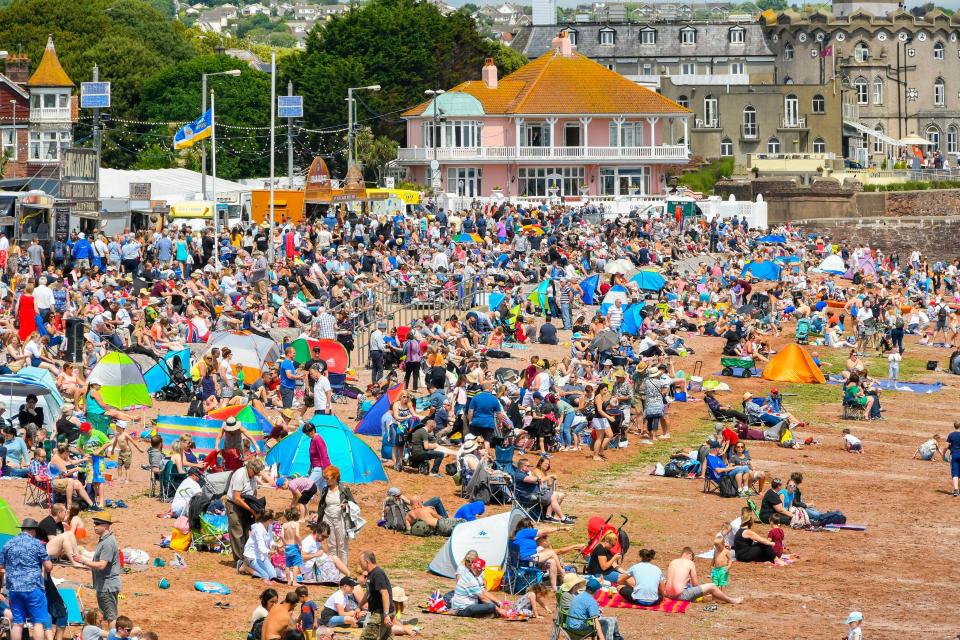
429, 507, 528, 578
815, 254, 846, 275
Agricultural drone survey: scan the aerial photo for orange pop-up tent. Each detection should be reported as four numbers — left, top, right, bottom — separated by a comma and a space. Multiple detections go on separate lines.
761, 343, 826, 384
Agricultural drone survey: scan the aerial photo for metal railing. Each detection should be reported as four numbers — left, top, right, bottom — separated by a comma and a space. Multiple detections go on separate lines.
397, 144, 689, 162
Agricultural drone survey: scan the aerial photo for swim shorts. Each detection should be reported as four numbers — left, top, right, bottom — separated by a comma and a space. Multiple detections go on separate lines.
284, 544, 303, 568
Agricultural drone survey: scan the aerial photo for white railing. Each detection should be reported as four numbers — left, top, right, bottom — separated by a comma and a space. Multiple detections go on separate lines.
672, 73, 750, 85
29, 108, 71, 122
397, 145, 689, 162
779, 116, 807, 129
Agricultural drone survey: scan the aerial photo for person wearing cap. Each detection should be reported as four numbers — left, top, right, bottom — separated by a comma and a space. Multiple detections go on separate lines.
278, 347, 304, 410
320, 576, 362, 628
0, 517, 54, 640
369, 321, 387, 384
213, 416, 256, 472
73, 511, 122, 625
450, 556, 508, 618
845, 611, 864, 640
705, 439, 753, 496
170, 466, 204, 518
558, 572, 623, 640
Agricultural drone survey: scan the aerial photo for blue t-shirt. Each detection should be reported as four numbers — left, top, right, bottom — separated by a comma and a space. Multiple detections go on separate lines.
706, 454, 726, 480
280, 359, 298, 390
468, 392, 501, 430
453, 501, 485, 521
625, 562, 662, 604
300, 601, 317, 628
512, 528, 539, 561
948, 431, 960, 456
566, 591, 601, 631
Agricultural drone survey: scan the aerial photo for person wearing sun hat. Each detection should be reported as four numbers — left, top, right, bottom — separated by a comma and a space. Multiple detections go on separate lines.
844, 611, 863, 640
450, 556, 508, 618
0, 517, 54, 640
213, 416, 256, 472
73, 511, 122, 625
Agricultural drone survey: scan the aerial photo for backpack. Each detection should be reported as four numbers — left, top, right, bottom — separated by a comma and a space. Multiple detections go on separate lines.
717, 473, 739, 498
410, 520, 434, 537
817, 511, 847, 526
939, 305, 948, 321
248, 617, 264, 640
382, 495, 410, 532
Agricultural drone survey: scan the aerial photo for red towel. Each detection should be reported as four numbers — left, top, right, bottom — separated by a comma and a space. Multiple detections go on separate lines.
592, 590, 690, 614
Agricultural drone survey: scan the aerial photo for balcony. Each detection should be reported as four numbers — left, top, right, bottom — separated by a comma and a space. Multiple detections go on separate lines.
694, 118, 720, 130
741, 125, 758, 140
29, 107, 72, 123
672, 73, 750, 86
778, 116, 808, 130
396, 145, 690, 164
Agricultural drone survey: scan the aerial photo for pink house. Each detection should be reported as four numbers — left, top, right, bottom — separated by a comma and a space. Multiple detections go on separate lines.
399, 33, 691, 199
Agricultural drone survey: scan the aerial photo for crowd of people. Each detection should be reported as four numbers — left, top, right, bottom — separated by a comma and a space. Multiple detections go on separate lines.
0, 193, 953, 640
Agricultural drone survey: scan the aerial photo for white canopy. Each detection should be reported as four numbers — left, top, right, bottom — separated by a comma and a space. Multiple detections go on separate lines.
99, 168, 251, 202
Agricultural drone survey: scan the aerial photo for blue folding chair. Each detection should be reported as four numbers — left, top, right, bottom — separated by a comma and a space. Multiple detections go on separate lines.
502, 545, 544, 595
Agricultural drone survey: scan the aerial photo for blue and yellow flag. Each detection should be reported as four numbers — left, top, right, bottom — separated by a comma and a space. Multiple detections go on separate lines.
173, 109, 212, 150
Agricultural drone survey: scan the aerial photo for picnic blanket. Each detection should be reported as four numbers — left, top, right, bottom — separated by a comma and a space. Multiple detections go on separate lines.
826, 375, 943, 393
593, 590, 690, 614
417, 605, 528, 621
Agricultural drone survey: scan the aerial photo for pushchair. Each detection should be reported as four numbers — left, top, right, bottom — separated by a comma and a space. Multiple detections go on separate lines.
192, 513, 229, 553
574, 515, 630, 572
795, 318, 811, 345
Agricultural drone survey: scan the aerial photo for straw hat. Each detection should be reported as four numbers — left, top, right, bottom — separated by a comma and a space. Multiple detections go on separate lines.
392, 587, 409, 603
92, 511, 116, 525
223, 417, 240, 432
742, 391, 753, 401
461, 438, 479, 454
614, 367, 627, 378
635, 361, 650, 375
559, 573, 586, 592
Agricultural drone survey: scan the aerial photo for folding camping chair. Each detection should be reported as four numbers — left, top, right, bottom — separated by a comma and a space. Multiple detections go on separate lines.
502, 546, 544, 595
702, 459, 721, 495
24, 473, 52, 508
549, 591, 599, 640
158, 459, 187, 503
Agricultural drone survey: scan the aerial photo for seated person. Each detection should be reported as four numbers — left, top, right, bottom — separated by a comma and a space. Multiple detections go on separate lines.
758, 478, 794, 525
170, 466, 203, 518
511, 457, 572, 524
451, 557, 508, 618
37, 504, 91, 568
663, 547, 741, 604
510, 518, 564, 590
726, 442, 767, 495
757, 388, 800, 425
1, 426, 31, 477
560, 573, 625, 640
705, 440, 752, 497
733, 508, 784, 565
703, 390, 748, 422
586, 531, 623, 583
538, 320, 558, 345
408, 419, 454, 477
319, 577, 363, 628
618, 548, 665, 607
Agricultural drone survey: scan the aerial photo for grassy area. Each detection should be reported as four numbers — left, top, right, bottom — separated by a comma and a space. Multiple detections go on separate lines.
676, 158, 734, 195
386, 536, 447, 573
861, 180, 960, 192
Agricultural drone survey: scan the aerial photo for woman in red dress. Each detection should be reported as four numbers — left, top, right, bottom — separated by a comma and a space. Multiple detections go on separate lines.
16, 282, 38, 342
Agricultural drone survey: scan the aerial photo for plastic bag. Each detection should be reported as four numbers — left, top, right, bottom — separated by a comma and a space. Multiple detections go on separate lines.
121, 548, 150, 565
169, 530, 191, 552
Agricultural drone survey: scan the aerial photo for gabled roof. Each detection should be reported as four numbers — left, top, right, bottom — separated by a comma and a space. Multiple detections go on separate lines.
404, 50, 689, 117
27, 37, 74, 88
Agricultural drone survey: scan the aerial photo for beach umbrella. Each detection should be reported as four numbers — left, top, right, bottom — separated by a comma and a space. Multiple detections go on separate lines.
87, 352, 152, 409
289, 335, 320, 363
580, 274, 600, 305
629, 270, 666, 291
527, 279, 552, 315
590, 329, 619, 352
522, 224, 545, 236
604, 258, 633, 275
206, 404, 272, 443
288, 335, 349, 374
206, 331, 280, 383
455, 232, 483, 244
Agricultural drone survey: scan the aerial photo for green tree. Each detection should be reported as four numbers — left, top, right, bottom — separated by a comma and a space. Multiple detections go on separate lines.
353, 126, 399, 184
757, 0, 788, 10
280, 0, 527, 166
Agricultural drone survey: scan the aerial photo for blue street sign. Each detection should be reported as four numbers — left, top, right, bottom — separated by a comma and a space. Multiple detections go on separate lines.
81, 82, 110, 109
278, 95, 303, 118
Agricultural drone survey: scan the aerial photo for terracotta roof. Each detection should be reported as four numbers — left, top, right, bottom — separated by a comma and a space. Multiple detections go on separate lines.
28, 37, 74, 88
404, 50, 689, 117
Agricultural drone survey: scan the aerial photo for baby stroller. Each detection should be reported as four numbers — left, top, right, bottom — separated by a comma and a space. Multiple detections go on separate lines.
576, 515, 630, 572
795, 318, 811, 345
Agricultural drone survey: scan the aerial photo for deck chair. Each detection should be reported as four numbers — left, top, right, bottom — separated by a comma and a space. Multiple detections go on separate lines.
503, 545, 544, 595
549, 591, 599, 640
24, 473, 52, 508
158, 460, 187, 503
702, 458, 721, 495
705, 400, 735, 423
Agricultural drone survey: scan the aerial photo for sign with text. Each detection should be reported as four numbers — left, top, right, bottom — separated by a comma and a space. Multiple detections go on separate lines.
61, 148, 100, 214
80, 82, 110, 109
54, 204, 70, 242
278, 95, 303, 118
129, 182, 151, 200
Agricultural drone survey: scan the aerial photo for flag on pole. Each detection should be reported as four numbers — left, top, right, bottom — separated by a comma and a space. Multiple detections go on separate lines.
820, 45, 833, 57
173, 109, 213, 150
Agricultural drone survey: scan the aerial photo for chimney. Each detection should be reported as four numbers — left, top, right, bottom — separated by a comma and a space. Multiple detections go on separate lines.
553, 30, 572, 56
482, 57, 498, 89
5, 54, 29, 85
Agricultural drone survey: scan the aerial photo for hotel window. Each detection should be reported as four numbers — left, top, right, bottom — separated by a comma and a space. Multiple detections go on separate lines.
926, 125, 941, 149
423, 120, 481, 148
600, 28, 615, 45
873, 77, 884, 105
640, 28, 656, 44
812, 94, 825, 113
681, 62, 696, 75
720, 138, 733, 156
767, 137, 780, 154
742, 106, 757, 138
873, 125, 885, 153
521, 122, 551, 147
812, 137, 826, 153
948, 125, 958, 153
29, 130, 69, 161
680, 27, 696, 45
642, 63, 653, 75
729, 27, 745, 44
729, 62, 744, 75
854, 42, 870, 62
2, 129, 16, 160
934, 41, 945, 60
854, 76, 868, 105
567, 30, 578, 45
608, 121, 645, 147
935, 78, 946, 106
703, 95, 719, 127
783, 42, 794, 60
517, 167, 584, 197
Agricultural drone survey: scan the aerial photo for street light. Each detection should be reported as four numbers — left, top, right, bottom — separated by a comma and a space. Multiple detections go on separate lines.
8, 99, 15, 178
346, 84, 381, 165
201, 69, 242, 200
424, 89, 445, 191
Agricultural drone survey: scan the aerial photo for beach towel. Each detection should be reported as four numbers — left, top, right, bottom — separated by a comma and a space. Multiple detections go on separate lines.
417, 604, 528, 621
826, 375, 942, 394
825, 523, 867, 531
194, 581, 231, 594
592, 590, 690, 614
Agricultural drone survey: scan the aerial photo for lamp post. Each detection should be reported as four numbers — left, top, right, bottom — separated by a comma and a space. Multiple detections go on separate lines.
424, 89, 445, 192
201, 69, 242, 200
8, 99, 15, 178
346, 84, 381, 166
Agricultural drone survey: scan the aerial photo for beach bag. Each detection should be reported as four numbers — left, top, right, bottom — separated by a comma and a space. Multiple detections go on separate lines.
382, 496, 410, 532
718, 474, 739, 498
248, 617, 264, 640
169, 528, 191, 552
662, 460, 683, 478
173, 516, 190, 534
790, 508, 811, 529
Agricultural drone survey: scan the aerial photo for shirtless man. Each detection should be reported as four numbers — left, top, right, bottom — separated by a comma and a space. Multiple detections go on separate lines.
664, 547, 742, 604
406, 496, 442, 530
42, 504, 91, 568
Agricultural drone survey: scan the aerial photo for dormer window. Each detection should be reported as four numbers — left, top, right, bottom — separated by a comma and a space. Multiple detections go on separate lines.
680, 27, 697, 45
934, 41, 945, 59
729, 27, 745, 44
566, 29, 578, 45
640, 27, 656, 44
600, 27, 615, 46
854, 41, 870, 62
